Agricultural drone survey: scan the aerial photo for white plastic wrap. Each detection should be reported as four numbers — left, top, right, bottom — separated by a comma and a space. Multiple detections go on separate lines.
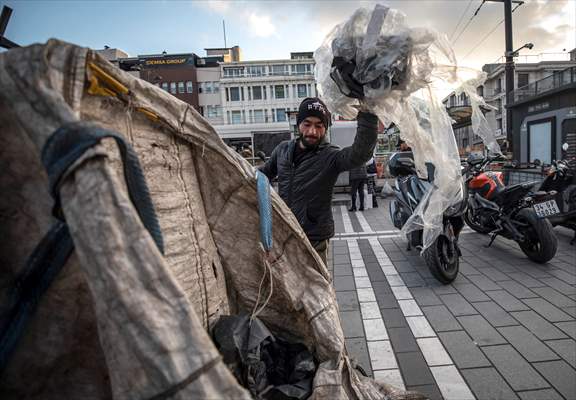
315, 4, 501, 250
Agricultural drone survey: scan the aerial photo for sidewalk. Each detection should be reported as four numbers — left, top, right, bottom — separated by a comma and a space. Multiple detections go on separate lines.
327, 198, 576, 400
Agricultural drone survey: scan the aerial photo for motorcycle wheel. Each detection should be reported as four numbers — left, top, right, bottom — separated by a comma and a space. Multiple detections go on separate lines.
423, 234, 459, 284
463, 207, 492, 234
516, 208, 558, 263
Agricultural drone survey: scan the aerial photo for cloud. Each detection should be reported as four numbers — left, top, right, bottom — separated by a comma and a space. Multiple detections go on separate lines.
199, 0, 231, 14
248, 12, 277, 37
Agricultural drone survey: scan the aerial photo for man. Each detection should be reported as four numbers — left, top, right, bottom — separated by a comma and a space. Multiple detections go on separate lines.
348, 164, 367, 212
397, 138, 411, 152
259, 97, 378, 264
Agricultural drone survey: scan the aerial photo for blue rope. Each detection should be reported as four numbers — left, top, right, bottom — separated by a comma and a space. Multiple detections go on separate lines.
256, 171, 273, 251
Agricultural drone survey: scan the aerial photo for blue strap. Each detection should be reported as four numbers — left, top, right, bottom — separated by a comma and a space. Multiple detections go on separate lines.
256, 171, 273, 251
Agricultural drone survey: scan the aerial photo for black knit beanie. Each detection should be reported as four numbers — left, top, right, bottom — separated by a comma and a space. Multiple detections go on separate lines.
296, 97, 331, 128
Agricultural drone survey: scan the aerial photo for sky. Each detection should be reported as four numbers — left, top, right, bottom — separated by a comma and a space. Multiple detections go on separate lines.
2, 0, 575, 70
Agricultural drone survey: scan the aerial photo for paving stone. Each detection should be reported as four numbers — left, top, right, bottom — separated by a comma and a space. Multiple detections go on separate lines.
336, 291, 359, 311
532, 286, 576, 308
454, 283, 491, 302
357, 288, 377, 303
371, 280, 392, 294
459, 262, 481, 277
466, 274, 502, 291
379, 307, 407, 328
365, 264, 387, 282
360, 301, 381, 319
482, 345, 550, 391
517, 389, 564, 400
507, 272, 547, 288
346, 338, 373, 377
405, 384, 443, 400
430, 283, 458, 295
410, 287, 442, 306
367, 340, 398, 370
396, 352, 436, 386
545, 339, 576, 369
334, 264, 353, 276
334, 275, 356, 291
540, 277, 576, 296
555, 321, 576, 340
391, 285, 413, 300
533, 360, 576, 400
430, 365, 475, 400
564, 307, 576, 318
511, 311, 569, 340
486, 290, 530, 312
421, 305, 462, 332
517, 264, 553, 279
376, 293, 399, 309
547, 268, 576, 284
497, 280, 540, 299
416, 337, 453, 366
461, 368, 520, 400
340, 311, 365, 338
398, 272, 426, 288
406, 316, 436, 338
522, 298, 573, 322
398, 299, 423, 317
363, 318, 388, 341
373, 369, 405, 391
438, 331, 491, 369
388, 327, 419, 353
498, 325, 561, 362
479, 267, 511, 282
472, 301, 519, 327
392, 260, 416, 273
439, 293, 477, 316
457, 315, 507, 346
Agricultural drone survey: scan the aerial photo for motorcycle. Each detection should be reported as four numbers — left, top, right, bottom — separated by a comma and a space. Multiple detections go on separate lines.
535, 143, 576, 244
388, 152, 466, 284
463, 153, 558, 263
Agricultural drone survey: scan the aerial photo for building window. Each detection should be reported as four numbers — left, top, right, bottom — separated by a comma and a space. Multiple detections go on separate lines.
517, 73, 529, 88
213, 82, 219, 93
247, 65, 265, 77
274, 85, 285, 99
170, 82, 177, 94
497, 118, 502, 132
231, 110, 242, 124
275, 108, 286, 122
201, 82, 211, 94
291, 63, 312, 75
297, 84, 307, 98
462, 137, 468, 149
161, 82, 169, 91
207, 105, 221, 118
477, 85, 484, 97
223, 67, 244, 77
270, 64, 287, 76
252, 86, 263, 100
253, 109, 265, 123
449, 94, 456, 107
496, 79, 502, 93
229, 87, 241, 101
178, 82, 185, 94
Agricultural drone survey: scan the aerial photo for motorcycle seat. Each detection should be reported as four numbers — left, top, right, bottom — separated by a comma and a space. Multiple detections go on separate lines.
493, 181, 536, 204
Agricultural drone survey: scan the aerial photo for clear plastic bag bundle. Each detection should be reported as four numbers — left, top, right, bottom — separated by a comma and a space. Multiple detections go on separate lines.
315, 3, 500, 250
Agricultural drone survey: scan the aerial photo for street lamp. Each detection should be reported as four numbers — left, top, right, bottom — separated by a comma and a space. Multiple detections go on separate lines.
506, 42, 534, 58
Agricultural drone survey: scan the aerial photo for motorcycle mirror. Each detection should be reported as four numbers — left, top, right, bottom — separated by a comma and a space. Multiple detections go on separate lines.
562, 143, 569, 151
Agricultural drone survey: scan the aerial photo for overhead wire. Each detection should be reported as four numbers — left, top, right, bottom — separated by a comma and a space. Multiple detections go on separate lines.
452, 0, 486, 46
449, 0, 475, 41
461, 2, 524, 61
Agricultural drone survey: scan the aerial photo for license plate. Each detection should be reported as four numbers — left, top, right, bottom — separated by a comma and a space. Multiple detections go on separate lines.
533, 199, 560, 218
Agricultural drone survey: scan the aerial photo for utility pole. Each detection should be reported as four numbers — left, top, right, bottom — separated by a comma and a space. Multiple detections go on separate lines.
485, 0, 523, 154
503, 0, 514, 154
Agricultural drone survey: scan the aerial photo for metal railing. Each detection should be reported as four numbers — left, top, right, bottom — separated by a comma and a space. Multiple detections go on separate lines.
511, 66, 575, 103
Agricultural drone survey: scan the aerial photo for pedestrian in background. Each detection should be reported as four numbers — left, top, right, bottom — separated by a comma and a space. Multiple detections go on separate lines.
348, 164, 367, 212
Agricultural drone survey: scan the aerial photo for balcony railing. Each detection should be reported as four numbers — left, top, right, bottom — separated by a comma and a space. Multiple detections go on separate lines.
511, 66, 575, 103
222, 71, 315, 79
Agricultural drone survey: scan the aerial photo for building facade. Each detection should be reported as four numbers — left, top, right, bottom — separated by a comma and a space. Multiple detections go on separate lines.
214, 52, 317, 156
444, 50, 576, 158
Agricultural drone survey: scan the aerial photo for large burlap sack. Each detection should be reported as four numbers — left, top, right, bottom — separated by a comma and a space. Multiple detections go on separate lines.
0, 40, 424, 400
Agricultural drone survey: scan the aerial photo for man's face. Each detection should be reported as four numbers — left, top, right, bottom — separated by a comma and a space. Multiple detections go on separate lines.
400, 142, 409, 151
298, 116, 326, 148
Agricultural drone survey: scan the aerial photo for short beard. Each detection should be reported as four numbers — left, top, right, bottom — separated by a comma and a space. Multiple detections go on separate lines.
300, 136, 321, 150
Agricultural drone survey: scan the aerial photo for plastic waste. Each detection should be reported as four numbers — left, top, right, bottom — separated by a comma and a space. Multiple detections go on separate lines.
315, 3, 500, 250
213, 314, 316, 400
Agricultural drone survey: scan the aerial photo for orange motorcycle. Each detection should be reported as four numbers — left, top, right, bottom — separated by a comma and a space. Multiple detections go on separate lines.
463, 154, 558, 263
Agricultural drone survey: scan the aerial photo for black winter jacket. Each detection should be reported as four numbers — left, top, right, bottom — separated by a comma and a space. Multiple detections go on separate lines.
259, 111, 378, 241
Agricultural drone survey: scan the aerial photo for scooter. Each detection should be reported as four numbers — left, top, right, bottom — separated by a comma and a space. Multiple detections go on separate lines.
535, 143, 576, 244
463, 153, 558, 263
388, 152, 465, 284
